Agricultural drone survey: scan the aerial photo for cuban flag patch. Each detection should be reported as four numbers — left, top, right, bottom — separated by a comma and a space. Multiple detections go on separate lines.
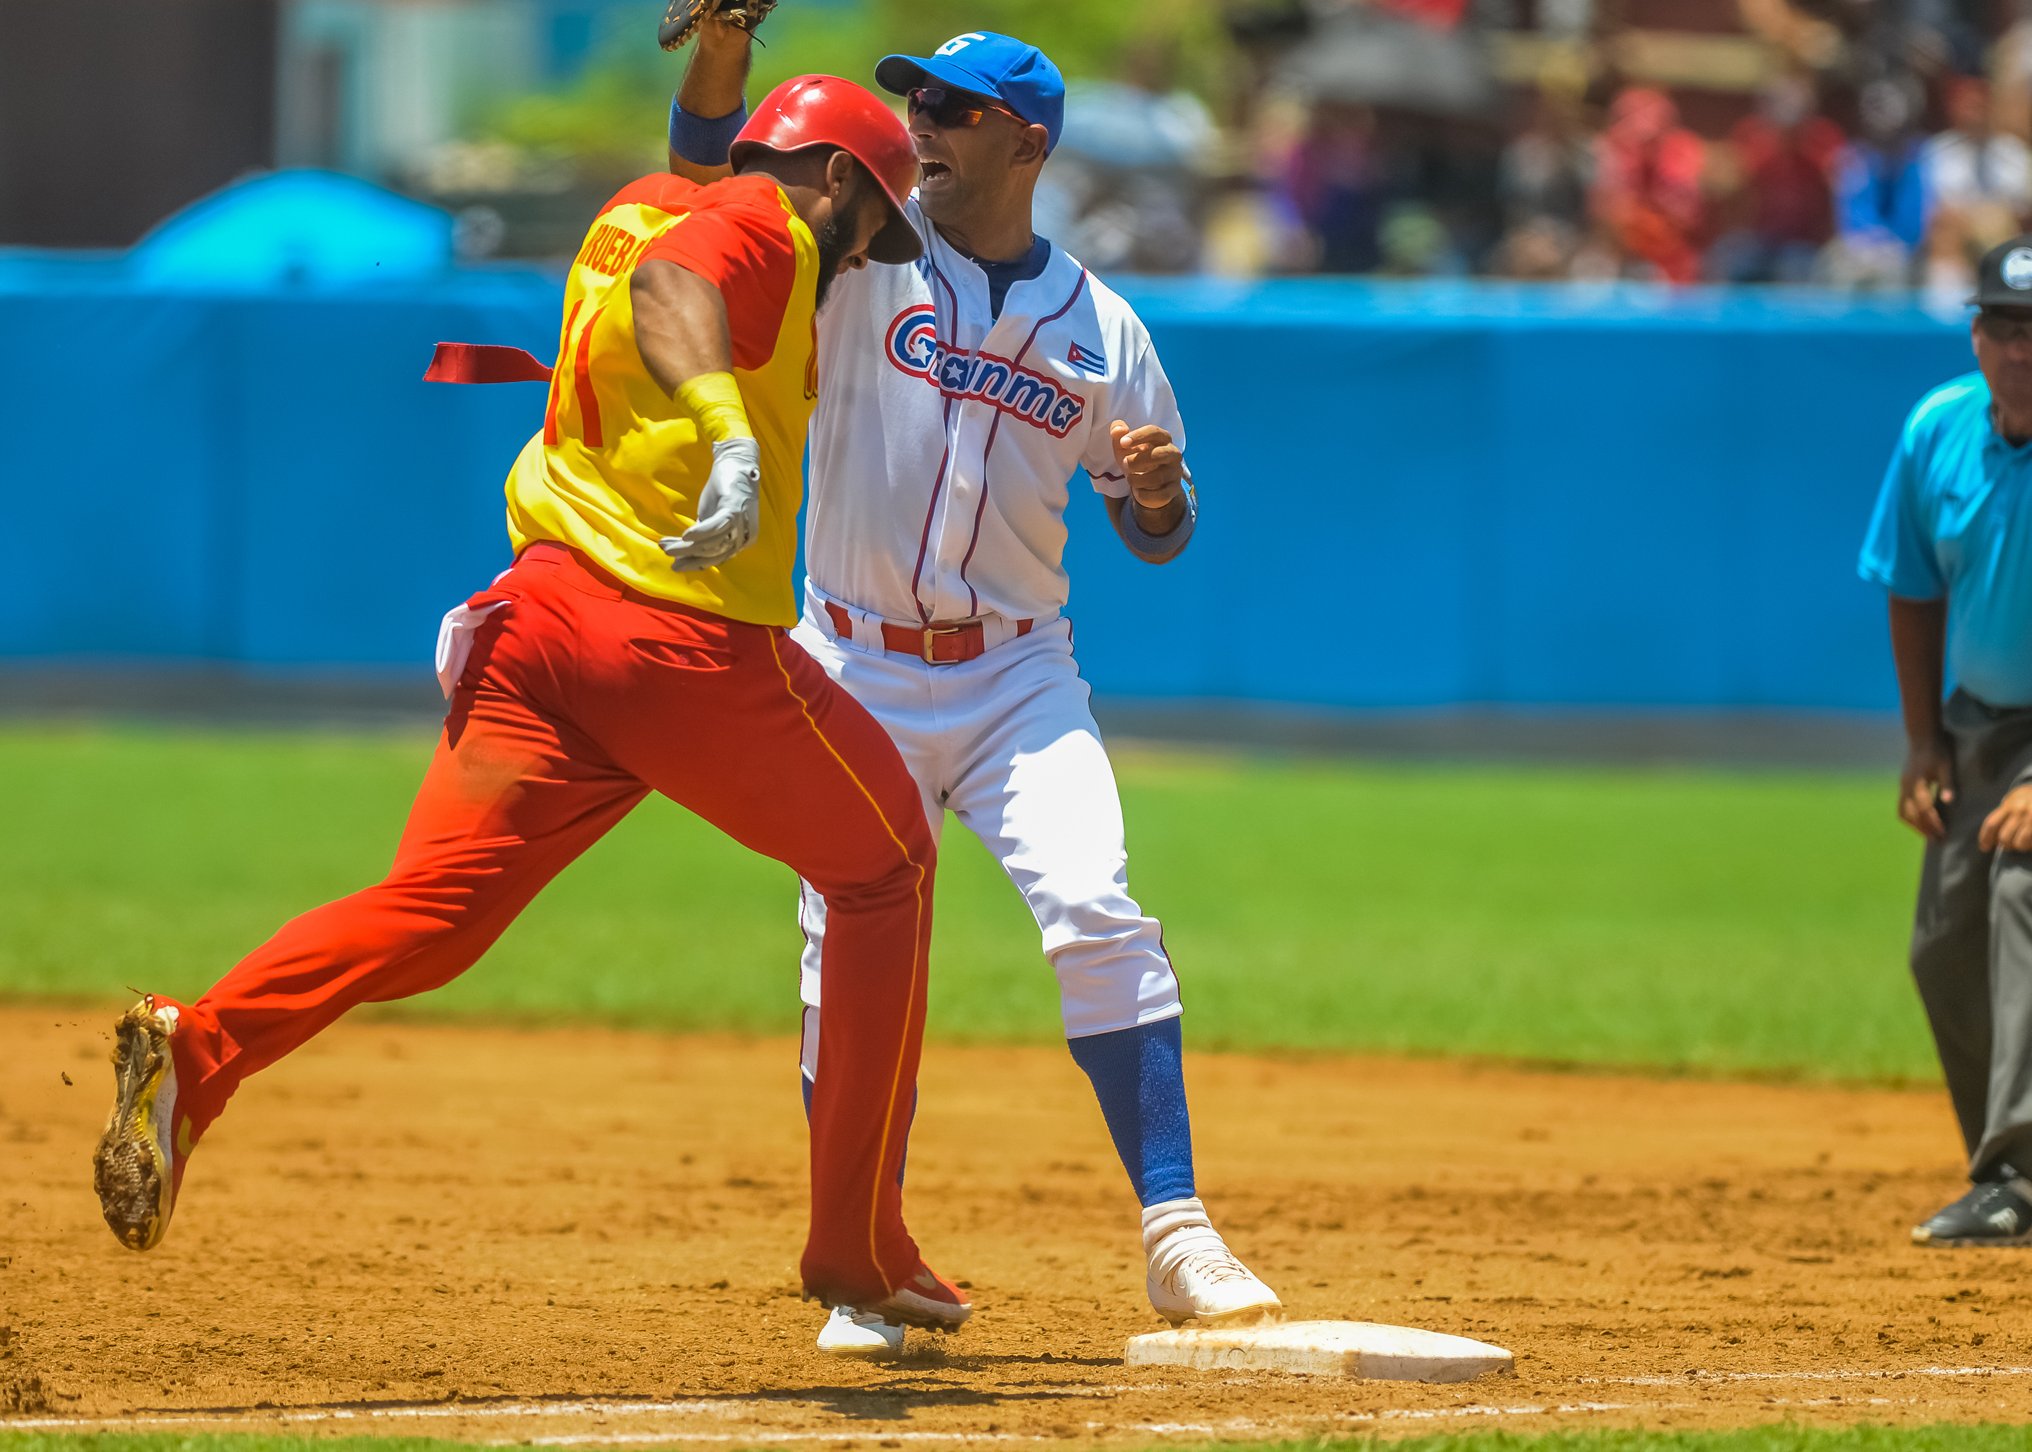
1065, 340, 1107, 378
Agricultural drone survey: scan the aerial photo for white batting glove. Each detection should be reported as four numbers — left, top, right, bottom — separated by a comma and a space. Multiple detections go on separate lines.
660, 437, 761, 572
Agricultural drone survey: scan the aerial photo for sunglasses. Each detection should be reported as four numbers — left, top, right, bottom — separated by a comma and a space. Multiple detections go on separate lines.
907, 85, 1024, 130
1978, 311, 2032, 345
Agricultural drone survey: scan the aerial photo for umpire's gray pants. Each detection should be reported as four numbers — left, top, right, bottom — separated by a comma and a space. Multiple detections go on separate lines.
1911, 689, 2032, 1179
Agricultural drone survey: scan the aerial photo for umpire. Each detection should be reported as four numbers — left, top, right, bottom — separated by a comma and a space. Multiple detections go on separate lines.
1863, 235, 2032, 1246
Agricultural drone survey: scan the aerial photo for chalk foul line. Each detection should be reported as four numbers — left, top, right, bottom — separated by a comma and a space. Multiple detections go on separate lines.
1582, 1364, 2032, 1387
2, 1396, 1638, 1440
5, 1364, 2027, 1443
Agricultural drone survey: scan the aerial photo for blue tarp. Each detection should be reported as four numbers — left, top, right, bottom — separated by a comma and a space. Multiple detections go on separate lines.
131, 169, 455, 290
0, 251, 1974, 712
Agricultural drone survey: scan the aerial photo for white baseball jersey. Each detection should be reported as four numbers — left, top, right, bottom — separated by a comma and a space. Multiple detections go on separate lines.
804, 199, 1188, 624
793, 201, 1188, 1058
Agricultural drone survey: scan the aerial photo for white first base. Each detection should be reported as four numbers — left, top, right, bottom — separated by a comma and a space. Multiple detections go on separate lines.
1124, 1320, 1513, 1382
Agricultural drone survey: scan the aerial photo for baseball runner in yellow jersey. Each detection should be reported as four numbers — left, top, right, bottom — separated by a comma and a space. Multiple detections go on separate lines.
93, 76, 972, 1330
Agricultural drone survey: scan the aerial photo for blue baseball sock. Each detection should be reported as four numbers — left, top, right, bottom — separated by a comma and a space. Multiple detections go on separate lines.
802, 1072, 914, 1186
1067, 1017, 1196, 1207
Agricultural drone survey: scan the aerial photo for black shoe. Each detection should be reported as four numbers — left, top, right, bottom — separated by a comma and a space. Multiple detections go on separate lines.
1912, 1176, 2032, 1246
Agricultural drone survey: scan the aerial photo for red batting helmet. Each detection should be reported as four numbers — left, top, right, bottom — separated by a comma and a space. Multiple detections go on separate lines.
730, 75, 921, 265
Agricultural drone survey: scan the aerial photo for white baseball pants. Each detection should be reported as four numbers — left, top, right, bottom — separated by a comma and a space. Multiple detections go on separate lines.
791, 592, 1182, 1080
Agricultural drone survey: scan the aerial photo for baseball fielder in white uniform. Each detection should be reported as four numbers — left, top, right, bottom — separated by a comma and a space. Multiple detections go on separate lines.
671, 19, 1280, 1358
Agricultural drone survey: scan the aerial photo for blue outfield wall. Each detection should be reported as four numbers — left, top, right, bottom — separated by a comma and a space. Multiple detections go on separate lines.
0, 261, 1974, 711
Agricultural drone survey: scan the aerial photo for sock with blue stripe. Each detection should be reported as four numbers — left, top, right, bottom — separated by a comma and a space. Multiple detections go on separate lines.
1066, 1017, 1196, 1207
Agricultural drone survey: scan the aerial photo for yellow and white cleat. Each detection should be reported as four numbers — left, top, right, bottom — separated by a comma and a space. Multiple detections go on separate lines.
92, 999, 189, 1252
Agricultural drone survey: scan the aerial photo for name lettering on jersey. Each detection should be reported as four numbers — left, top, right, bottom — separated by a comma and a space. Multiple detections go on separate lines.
575, 221, 652, 279
885, 304, 1086, 439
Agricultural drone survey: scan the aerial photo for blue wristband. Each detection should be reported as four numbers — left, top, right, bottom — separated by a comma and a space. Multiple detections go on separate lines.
669, 96, 748, 167
1113, 486, 1196, 564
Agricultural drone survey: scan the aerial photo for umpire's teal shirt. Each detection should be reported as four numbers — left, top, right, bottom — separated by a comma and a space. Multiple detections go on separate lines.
1861, 371, 2032, 707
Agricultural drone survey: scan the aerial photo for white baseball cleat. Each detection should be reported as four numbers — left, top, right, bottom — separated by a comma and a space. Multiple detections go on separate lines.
1143, 1196, 1282, 1326
816, 1304, 906, 1360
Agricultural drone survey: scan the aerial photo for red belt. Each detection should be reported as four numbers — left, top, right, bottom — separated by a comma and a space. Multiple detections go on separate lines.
824, 601, 1032, 665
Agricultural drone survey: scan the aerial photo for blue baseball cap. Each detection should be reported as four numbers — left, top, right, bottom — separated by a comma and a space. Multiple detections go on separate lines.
875, 32, 1065, 153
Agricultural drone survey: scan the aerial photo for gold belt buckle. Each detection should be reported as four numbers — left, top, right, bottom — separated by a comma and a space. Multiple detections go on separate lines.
920, 623, 964, 663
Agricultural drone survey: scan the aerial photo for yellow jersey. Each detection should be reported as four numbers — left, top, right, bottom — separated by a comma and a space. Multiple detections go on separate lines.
505, 172, 820, 625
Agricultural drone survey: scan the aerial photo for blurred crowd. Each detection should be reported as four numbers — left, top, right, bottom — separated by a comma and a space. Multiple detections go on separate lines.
1042, 0, 2032, 293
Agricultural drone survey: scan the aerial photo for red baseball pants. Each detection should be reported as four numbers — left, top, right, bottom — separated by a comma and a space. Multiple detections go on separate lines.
157, 542, 936, 1305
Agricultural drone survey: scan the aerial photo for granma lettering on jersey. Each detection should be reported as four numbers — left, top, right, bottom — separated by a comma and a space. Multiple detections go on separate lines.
884, 305, 1086, 438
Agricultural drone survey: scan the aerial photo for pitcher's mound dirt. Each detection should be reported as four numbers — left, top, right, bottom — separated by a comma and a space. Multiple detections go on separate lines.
2, 1007, 2025, 1444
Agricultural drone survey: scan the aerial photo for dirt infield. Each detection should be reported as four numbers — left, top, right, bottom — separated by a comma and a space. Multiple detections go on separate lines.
4, 1006, 2030, 1445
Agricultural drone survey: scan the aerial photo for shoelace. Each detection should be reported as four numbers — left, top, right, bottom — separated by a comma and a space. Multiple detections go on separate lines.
1172, 1247, 1255, 1287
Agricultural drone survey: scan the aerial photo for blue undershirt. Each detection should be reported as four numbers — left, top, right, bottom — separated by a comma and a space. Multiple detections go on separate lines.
975, 236, 1051, 320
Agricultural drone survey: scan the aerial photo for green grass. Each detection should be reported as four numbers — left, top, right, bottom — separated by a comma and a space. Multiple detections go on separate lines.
0, 722, 1939, 1081
7, 1425, 2032, 1452
1311, 1434, 2032, 1451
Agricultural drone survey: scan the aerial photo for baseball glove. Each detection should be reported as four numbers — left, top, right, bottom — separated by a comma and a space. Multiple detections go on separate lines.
658, 0, 776, 51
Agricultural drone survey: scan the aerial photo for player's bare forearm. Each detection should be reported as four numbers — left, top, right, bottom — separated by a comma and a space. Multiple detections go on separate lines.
681, 19, 751, 113
1888, 595, 1948, 749
668, 20, 752, 180
1889, 594, 1953, 838
632, 260, 734, 394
